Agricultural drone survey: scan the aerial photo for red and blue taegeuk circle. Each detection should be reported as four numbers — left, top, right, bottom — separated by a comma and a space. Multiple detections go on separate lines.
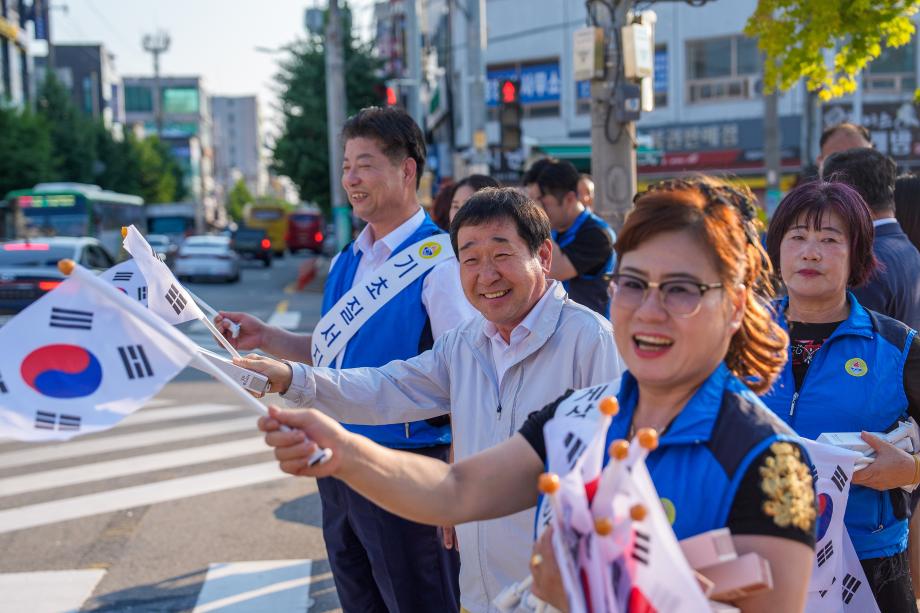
20, 344, 103, 399
816, 493, 834, 541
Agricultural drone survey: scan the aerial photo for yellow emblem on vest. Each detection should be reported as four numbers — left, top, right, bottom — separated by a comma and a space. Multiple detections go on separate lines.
759, 442, 816, 532
419, 241, 442, 259
661, 497, 676, 525
844, 358, 868, 377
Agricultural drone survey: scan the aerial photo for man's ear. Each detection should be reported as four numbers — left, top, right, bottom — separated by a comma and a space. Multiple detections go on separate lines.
538, 238, 553, 273
403, 157, 417, 186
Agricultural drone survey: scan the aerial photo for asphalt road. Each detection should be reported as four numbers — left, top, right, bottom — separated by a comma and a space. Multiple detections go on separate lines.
0, 252, 342, 612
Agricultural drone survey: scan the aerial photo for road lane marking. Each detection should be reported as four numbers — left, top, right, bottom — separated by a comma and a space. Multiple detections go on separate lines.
193, 560, 314, 612
0, 437, 267, 497
267, 299, 301, 330
0, 462, 289, 534
0, 417, 256, 470
0, 569, 106, 613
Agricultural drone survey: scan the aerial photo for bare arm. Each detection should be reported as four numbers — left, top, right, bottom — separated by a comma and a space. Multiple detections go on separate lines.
730, 535, 813, 613
261, 406, 544, 526
547, 240, 578, 281
216, 310, 313, 363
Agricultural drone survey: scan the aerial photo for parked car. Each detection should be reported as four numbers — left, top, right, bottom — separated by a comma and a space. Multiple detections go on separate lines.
146, 233, 179, 268
231, 227, 273, 267
287, 208, 325, 254
174, 235, 240, 283
0, 237, 116, 314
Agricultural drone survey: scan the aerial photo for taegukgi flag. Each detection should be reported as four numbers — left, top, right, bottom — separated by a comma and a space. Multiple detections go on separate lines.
0, 265, 197, 441
100, 258, 148, 307
123, 225, 204, 326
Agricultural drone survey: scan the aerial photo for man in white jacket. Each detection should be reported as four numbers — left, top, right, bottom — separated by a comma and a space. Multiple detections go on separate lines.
240, 188, 623, 613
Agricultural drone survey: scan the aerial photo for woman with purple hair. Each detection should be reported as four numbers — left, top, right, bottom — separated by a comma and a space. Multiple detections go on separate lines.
762, 180, 920, 610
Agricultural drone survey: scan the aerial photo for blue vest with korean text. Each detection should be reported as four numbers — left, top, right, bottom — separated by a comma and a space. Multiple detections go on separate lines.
321, 215, 452, 449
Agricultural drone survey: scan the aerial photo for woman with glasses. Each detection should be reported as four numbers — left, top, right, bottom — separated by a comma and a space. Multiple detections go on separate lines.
762, 180, 920, 612
257, 177, 816, 612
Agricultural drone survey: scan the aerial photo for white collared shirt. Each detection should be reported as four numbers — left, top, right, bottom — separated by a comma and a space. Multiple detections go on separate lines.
873, 218, 898, 228
330, 207, 476, 339
482, 280, 559, 387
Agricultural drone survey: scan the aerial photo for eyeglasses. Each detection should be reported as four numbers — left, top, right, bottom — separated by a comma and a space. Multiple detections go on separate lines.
610, 273, 724, 318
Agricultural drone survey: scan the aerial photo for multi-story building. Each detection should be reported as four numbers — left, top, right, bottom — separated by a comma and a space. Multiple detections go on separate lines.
51, 44, 123, 129
122, 75, 221, 226
211, 95, 267, 203
0, 0, 33, 109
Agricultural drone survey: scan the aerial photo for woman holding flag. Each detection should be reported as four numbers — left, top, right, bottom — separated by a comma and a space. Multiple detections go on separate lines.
258, 177, 816, 612
762, 180, 920, 611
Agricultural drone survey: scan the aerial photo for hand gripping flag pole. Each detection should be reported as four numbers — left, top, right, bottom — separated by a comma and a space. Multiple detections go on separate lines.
60, 259, 332, 466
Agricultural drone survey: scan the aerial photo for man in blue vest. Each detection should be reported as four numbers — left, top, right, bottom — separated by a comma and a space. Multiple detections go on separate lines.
217, 107, 473, 612
534, 160, 616, 317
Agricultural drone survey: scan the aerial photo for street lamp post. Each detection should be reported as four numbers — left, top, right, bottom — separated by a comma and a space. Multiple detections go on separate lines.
142, 30, 171, 139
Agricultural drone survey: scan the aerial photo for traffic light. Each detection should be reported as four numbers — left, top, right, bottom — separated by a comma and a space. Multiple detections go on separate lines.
385, 81, 398, 106
499, 79, 522, 151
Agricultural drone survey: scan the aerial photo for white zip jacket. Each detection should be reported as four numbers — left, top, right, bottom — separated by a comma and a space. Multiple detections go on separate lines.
283, 282, 623, 613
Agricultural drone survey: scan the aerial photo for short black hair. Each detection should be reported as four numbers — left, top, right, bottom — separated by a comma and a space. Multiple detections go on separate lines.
522, 157, 556, 186
822, 148, 896, 213
454, 174, 501, 193
536, 159, 580, 200
820, 122, 871, 149
341, 106, 426, 188
449, 187, 551, 255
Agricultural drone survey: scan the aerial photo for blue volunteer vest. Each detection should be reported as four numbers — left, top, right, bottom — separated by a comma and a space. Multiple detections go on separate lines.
321, 215, 452, 449
552, 209, 616, 317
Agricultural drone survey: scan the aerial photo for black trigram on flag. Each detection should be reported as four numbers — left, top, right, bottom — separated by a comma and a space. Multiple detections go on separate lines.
816, 541, 834, 567
50, 307, 93, 330
818, 576, 837, 599
118, 345, 153, 379
113, 271, 133, 282
34, 411, 81, 431
564, 432, 586, 465
0, 373, 7, 394
137, 286, 148, 301
842, 573, 862, 604
632, 530, 650, 565
831, 465, 849, 492
165, 284, 188, 315
808, 461, 818, 485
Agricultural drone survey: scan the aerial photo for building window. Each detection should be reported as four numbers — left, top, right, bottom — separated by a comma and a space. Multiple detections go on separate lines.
125, 85, 153, 112
686, 35, 762, 103
162, 87, 199, 114
865, 40, 916, 93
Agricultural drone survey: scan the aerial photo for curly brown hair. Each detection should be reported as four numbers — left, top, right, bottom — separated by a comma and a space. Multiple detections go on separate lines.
618, 176, 788, 394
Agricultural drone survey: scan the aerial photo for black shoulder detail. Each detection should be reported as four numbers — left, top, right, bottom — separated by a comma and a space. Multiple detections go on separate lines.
868, 309, 915, 353
708, 391, 796, 479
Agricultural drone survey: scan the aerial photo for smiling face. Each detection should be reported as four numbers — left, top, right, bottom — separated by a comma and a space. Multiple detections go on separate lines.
457, 218, 551, 339
779, 209, 851, 305
612, 230, 743, 393
341, 136, 417, 228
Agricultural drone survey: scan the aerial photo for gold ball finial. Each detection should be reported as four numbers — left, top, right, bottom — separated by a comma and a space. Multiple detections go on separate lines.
57, 259, 75, 275
121, 226, 128, 238
630, 504, 647, 521
609, 439, 629, 460
598, 396, 619, 417
637, 427, 659, 451
594, 517, 614, 536
538, 473, 560, 495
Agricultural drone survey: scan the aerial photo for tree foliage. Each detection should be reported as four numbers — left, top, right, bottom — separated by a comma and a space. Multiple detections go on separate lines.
0, 107, 53, 198
747, 0, 919, 100
271, 5, 384, 215
227, 178, 253, 222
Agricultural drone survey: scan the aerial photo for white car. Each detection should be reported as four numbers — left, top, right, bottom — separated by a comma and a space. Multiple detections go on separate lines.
174, 235, 240, 283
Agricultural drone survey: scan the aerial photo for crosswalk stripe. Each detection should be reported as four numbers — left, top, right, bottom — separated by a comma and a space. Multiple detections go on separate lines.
0, 569, 106, 613
0, 461, 289, 534
192, 560, 314, 612
121, 403, 240, 426
0, 417, 257, 470
0, 436, 267, 497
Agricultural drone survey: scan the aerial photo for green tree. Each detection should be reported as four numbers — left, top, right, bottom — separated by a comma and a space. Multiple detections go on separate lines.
136, 136, 179, 203
747, 1, 919, 99
271, 5, 384, 215
35, 73, 98, 181
0, 107, 53, 197
227, 178, 253, 222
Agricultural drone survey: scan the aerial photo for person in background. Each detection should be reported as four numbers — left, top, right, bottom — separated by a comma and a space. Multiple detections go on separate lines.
431, 180, 457, 231
816, 122, 872, 172
822, 147, 920, 330
522, 157, 556, 202
448, 174, 500, 224
895, 174, 920, 254
535, 160, 615, 317
762, 180, 920, 611
577, 173, 595, 210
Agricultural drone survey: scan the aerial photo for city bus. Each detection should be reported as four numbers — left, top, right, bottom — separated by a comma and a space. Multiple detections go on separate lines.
243, 202, 288, 256
2, 183, 145, 257
146, 202, 197, 243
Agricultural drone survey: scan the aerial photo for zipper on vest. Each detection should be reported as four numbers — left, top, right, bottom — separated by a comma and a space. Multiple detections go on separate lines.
405, 423, 410, 438
789, 392, 799, 417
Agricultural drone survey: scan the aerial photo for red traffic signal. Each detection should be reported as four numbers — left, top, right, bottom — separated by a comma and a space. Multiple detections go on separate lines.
501, 80, 518, 104
386, 86, 398, 106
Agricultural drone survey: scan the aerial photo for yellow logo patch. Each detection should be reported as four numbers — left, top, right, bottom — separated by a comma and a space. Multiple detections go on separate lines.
844, 358, 868, 377
419, 241, 442, 259
661, 497, 676, 525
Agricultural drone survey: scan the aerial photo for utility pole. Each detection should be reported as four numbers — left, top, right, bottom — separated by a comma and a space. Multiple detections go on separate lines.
404, 0, 422, 126
142, 30, 170, 138
589, 0, 637, 232
466, 0, 489, 175
324, 0, 350, 249
764, 89, 781, 216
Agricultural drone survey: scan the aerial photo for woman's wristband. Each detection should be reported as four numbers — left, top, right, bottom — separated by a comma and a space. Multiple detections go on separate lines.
911, 454, 920, 486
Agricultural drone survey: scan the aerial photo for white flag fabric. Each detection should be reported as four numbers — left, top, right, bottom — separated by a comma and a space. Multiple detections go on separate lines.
123, 225, 204, 325
805, 530, 879, 613
0, 270, 197, 441
100, 259, 148, 307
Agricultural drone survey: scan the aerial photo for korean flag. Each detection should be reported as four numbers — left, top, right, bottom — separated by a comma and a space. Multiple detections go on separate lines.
0, 267, 196, 441
100, 258, 148, 307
